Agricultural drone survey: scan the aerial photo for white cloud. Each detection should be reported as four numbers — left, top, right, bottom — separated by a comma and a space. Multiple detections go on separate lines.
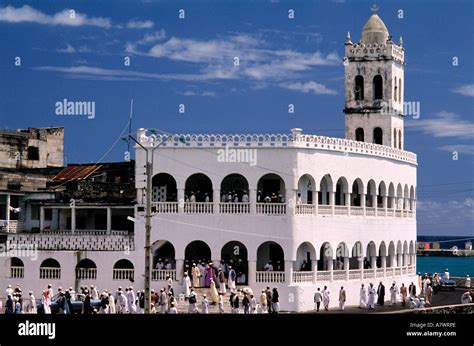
406, 111, 474, 139
126, 19, 154, 29
439, 144, 474, 155
417, 198, 474, 232
452, 84, 474, 97
0, 5, 112, 28
58, 44, 76, 53
283, 81, 337, 95
179, 90, 216, 97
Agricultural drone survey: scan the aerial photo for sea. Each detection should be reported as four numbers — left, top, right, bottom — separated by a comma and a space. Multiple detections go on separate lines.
417, 236, 474, 277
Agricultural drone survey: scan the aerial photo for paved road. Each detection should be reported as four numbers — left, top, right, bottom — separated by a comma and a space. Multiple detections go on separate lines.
304, 287, 470, 314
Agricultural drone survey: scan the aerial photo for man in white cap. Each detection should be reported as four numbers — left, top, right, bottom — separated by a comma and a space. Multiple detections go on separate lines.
91, 285, 99, 300
389, 281, 399, 306
5, 284, 13, 298
201, 294, 209, 314
183, 272, 191, 299
117, 290, 128, 314
27, 291, 36, 313
108, 292, 116, 314
127, 286, 137, 313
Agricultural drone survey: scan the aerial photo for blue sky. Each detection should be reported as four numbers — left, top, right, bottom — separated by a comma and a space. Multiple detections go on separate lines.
0, 0, 473, 236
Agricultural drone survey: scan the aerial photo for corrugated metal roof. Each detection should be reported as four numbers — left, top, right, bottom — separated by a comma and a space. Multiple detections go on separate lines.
52, 165, 101, 182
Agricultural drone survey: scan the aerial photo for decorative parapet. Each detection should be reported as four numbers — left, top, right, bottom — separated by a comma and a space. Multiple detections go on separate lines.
345, 41, 404, 64
7, 233, 134, 251
137, 128, 417, 165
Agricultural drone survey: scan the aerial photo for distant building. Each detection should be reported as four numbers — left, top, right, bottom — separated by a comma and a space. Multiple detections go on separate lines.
432, 242, 440, 250
465, 241, 472, 251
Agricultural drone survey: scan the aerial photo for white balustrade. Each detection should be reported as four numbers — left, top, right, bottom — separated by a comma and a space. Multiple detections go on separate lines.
219, 203, 250, 214
386, 209, 395, 217
318, 205, 332, 216
292, 271, 313, 283
76, 268, 97, 280
316, 271, 331, 281
184, 202, 213, 214
295, 204, 315, 215
350, 206, 364, 216
40, 267, 61, 280
349, 269, 362, 280
113, 269, 134, 281
256, 271, 285, 283
152, 269, 177, 281
152, 202, 178, 213
395, 267, 401, 276
333, 270, 346, 281
395, 210, 402, 218
386, 267, 394, 277
256, 203, 286, 215
377, 208, 386, 217
376, 268, 384, 277
366, 207, 376, 216
10, 266, 24, 279
334, 206, 348, 216
363, 270, 374, 279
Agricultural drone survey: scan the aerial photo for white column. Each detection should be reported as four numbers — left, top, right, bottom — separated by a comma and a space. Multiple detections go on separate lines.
328, 259, 334, 282
6, 194, 10, 232
177, 188, 185, 213
329, 191, 335, 216
381, 256, 387, 277
397, 254, 403, 267
361, 193, 366, 216
247, 260, 256, 288
358, 258, 364, 280
389, 254, 396, 268
40, 206, 45, 232
71, 207, 76, 234
371, 257, 376, 276
106, 207, 112, 234
312, 259, 318, 284
284, 260, 293, 285
345, 193, 351, 216
344, 257, 349, 281
250, 188, 257, 214
175, 259, 184, 284
213, 188, 220, 214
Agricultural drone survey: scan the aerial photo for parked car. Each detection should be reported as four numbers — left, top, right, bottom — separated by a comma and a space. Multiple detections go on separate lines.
37, 293, 101, 314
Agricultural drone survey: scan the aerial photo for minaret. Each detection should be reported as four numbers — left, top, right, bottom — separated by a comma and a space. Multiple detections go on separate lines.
343, 13, 405, 149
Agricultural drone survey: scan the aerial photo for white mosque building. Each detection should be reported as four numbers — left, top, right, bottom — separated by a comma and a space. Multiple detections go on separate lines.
1, 14, 418, 312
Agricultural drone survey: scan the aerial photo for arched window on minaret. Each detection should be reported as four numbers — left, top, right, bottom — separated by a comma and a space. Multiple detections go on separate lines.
354, 75, 364, 100
399, 130, 402, 149
355, 128, 364, 142
373, 127, 383, 145
394, 77, 398, 102
373, 75, 383, 100
399, 79, 402, 104
393, 128, 397, 148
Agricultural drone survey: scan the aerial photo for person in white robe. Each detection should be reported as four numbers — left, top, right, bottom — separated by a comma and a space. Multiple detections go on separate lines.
42, 290, 51, 314
169, 303, 178, 314
227, 266, 236, 292
338, 286, 346, 311
191, 264, 201, 288
47, 284, 53, 301
167, 276, 173, 290
218, 293, 224, 313
359, 284, 367, 308
108, 293, 116, 314
322, 286, 330, 311
27, 291, 36, 313
188, 289, 198, 314
389, 282, 399, 306
5, 285, 13, 298
367, 283, 376, 309
183, 272, 191, 298
242, 191, 249, 203
198, 263, 206, 287
127, 287, 137, 313
201, 294, 209, 314
117, 291, 128, 314
250, 294, 257, 314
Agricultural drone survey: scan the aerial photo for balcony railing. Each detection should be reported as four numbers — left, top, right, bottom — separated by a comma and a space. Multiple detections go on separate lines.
152, 202, 178, 213
334, 206, 348, 216
184, 202, 213, 214
350, 206, 364, 216
151, 269, 177, 281
256, 203, 286, 215
10, 266, 24, 279
366, 207, 376, 216
76, 268, 97, 280
295, 204, 315, 215
1, 220, 25, 233
349, 269, 362, 280
256, 271, 285, 283
318, 205, 332, 216
333, 270, 346, 281
376, 268, 385, 278
219, 203, 250, 214
316, 271, 330, 281
363, 270, 374, 279
40, 267, 61, 280
113, 269, 134, 281
292, 271, 314, 283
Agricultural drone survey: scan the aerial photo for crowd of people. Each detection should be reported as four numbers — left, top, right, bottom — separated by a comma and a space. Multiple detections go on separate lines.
3, 268, 471, 314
